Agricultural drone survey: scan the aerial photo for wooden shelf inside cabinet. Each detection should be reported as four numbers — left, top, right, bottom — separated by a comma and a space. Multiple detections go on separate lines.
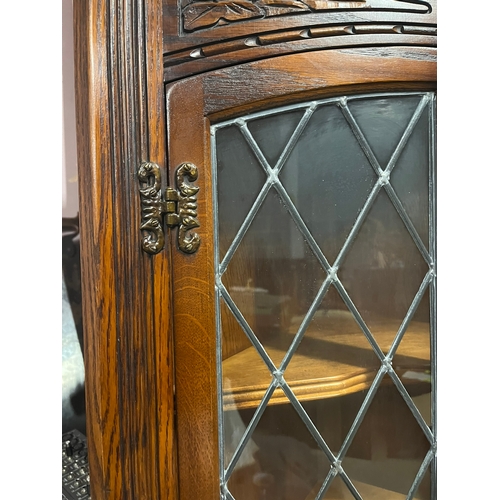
222, 311, 430, 411
307, 479, 415, 500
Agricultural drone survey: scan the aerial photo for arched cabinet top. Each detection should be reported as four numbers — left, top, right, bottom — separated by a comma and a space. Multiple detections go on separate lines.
163, 0, 436, 81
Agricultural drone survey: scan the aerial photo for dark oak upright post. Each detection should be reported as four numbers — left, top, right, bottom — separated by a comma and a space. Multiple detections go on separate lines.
73, 1, 177, 499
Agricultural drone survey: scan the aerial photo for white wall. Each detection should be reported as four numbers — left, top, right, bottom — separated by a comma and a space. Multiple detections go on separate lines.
62, 0, 79, 218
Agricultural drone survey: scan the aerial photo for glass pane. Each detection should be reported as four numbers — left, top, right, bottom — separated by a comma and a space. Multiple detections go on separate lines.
338, 188, 428, 345
286, 285, 380, 403
348, 95, 421, 168
280, 103, 377, 264
247, 109, 306, 167
415, 465, 432, 500
213, 92, 436, 500
391, 103, 431, 249
342, 376, 431, 499
216, 125, 267, 259
226, 388, 331, 500
396, 288, 432, 428
221, 188, 325, 368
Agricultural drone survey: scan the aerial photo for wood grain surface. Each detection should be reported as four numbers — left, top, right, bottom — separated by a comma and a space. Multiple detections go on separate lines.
163, 0, 437, 81
74, 0, 176, 498
203, 47, 437, 119
166, 78, 220, 500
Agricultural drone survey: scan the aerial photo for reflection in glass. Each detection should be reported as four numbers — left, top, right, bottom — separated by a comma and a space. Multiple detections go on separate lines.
280, 104, 377, 264
396, 288, 432, 429
348, 95, 422, 168
286, 285, 380, 403
247, 109, 305, 168
342, 376, 431, 499
227, 388, 331, 500
222, 189, 325, 367
213, 92, 436, 500
390, 109, 431, 249
216, 125, 267, 258
338, 188, 428, 342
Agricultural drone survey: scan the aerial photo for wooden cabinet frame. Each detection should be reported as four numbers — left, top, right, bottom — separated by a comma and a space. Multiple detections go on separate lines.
74, 1, 177, 498
168, 49, 436, 500
74, 1, 436, 499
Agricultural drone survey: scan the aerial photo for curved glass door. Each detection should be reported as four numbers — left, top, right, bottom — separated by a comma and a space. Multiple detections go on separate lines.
212, 92, 436, 500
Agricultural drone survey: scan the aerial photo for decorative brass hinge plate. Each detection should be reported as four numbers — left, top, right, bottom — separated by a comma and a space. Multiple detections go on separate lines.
138, 161, 201, 255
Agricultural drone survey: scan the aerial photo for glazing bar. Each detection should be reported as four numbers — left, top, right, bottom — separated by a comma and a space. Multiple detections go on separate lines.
338, 365, 386, 460
385, 95, 430, 175
428, 92, 437, 500
220, 285, 277, 374
384, 182, 433, 267
219, 178, 271, 275
280, 275, 332, 372
338, 471, 363, 500
211, 127, 226, 484
333, 278, 386, 362
281, 383, 338, 464
387, 269, 433, 360
274, 179, 331, 273
274, 105, 316, 173
387, 369, 434, 444
332, 181, 382, 271
406, 446, 435, 500
338, 99, 383, 176
224, 383, 277, 480
315, 468, 337, 500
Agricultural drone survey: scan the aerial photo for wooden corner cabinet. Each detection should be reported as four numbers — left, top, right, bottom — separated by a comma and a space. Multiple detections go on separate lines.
74, 0, 437, 499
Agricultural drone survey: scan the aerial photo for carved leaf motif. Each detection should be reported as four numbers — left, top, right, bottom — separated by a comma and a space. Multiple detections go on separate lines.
182, 0, 431, 32
183, 1, 265, 31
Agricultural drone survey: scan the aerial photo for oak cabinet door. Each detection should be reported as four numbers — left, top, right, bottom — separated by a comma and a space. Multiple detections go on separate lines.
167, 47, 436, 500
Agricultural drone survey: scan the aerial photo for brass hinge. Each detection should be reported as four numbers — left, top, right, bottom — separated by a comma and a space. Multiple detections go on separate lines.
138, 161, 201, 255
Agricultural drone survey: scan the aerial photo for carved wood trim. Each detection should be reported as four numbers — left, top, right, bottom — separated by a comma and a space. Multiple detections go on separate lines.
182, 0, 431, 32
164, 22, 436, 81
169, 23, 436, 63
163, 0, 437, 82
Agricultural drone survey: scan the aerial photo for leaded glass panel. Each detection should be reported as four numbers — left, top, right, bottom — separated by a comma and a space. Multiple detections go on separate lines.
212, 92, 436, 500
